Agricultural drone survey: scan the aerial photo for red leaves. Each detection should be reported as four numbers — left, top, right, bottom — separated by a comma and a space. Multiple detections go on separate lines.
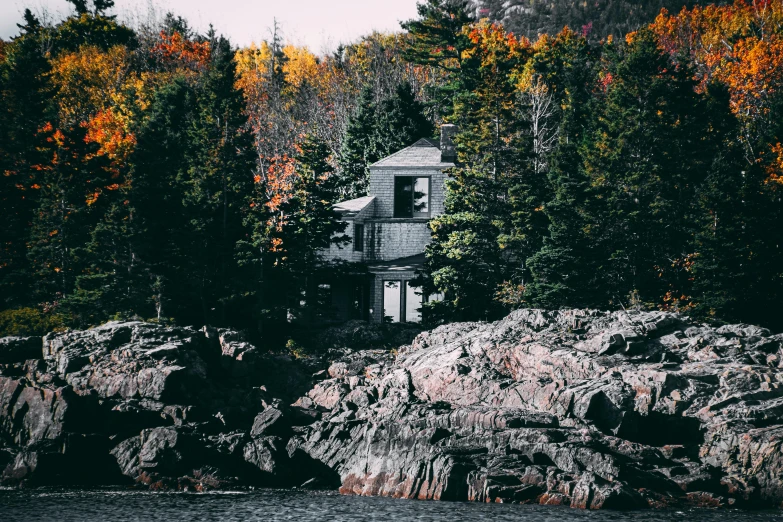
151, 31, 211, 70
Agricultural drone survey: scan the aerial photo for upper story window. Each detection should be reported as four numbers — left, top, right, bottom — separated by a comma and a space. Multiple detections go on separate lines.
394, 176, 430, 218
353, 223, 364, 252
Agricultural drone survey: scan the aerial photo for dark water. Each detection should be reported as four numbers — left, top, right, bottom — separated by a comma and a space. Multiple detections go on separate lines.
1, 488, 781, 522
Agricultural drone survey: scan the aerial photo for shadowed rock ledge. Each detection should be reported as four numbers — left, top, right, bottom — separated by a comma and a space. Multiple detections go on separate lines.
1, 310, 782, 510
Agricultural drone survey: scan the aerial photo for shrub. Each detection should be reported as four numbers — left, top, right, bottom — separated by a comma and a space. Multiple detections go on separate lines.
0, 307, 68, 337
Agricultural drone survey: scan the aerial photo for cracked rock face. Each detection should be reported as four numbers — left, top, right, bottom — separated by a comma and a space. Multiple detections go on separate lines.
294, 309, 783, 509
1, 310, 783, 510
0, 321, 335, 489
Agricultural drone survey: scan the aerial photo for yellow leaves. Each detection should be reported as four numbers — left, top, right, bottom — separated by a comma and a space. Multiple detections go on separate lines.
282, 45, 320, 89
49, 230, 58, 237
234, 41, 274, 100
50, 45, 134, 125
49, 45, 142, 162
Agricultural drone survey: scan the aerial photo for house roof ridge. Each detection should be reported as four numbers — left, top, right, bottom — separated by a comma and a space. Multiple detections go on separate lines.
412, 137, 439, 147
371, 138, 454, 169
369, 145, 414, 167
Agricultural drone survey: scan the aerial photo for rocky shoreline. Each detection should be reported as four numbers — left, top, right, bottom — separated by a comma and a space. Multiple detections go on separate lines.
1, 309, 782, 510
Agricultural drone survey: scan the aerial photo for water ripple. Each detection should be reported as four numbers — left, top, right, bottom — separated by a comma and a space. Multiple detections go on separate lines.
0, 488, 781, 522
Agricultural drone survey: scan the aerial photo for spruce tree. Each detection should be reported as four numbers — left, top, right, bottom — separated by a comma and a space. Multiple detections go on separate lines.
401, 0, 474, 119
373, 81, 434, 157
582, 30, 714, 309
28, 125, 108, 306
692, 83, 783, 329
126, 79, 195, 323
525, 30, 602, 308
423, 21, 537, 323
0, 11, 53, 309
179, 32, 256, 326
339, 86, 376, 198
340, 82, 434, 199
254, 136, 349, 332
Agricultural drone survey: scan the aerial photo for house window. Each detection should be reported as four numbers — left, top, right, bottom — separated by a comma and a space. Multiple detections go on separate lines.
383, 281, 402, 323
382, 280, 424, 323
394, 177, 430, 218
405, 283, 423, 323
353, 224, 364, 252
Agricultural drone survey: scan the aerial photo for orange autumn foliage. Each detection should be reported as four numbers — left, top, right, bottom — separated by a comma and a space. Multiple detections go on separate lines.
651, 1, 783, 123
651, 0, 783, 181
464, 19, 530, 66
767, 142, 783, 182
49, 45, 144, 165
151, 31, 211, 71
83, 109, 137, 162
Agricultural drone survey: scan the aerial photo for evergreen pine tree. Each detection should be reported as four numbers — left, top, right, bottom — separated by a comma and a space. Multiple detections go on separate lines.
373, 81, 435, 157
0, 10, 53, 309
179, 31, 256, 326
127, 79, 195, 323
692, 83, 783, 329
340, 82, 434, 199
401, 0, 474, 119
583, 30, 714, 309
525, 30, 602, 308
339, 86, 376, 198
423, 21, 536, 323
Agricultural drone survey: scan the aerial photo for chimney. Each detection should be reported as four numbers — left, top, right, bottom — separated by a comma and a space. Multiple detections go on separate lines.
440, 124, 457, 163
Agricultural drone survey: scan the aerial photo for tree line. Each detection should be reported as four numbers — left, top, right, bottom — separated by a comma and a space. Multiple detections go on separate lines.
0, 0, 431, 339
475, 0, 734, 42
1, 0, 782, 338
416, 0, 783, 332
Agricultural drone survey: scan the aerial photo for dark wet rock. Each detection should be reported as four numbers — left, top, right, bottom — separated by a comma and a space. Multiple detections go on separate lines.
294, 309, 783, 509
0, 321, 317, 489
313, 320, 422, 352
1, 311, 783, 510
250, 407, 290, 437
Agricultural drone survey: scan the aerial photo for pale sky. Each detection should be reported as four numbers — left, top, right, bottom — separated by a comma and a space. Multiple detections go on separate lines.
0, 0, 422, 53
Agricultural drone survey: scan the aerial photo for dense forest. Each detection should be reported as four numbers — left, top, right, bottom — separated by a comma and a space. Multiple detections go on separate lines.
474, 0, 734, 41
1, 0, 782, 340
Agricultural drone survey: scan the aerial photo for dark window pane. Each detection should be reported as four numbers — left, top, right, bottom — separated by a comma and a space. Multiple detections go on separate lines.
353, 224, 364, 252
383, 281, 401, 323
413, 177, 430, 216
394, 177, 413, 218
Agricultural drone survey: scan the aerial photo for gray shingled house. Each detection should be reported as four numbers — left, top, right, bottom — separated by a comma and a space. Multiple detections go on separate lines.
321, 125, 456, 323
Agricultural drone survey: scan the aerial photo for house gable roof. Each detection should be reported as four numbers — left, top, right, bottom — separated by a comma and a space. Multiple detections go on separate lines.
370, 138, 455, 169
